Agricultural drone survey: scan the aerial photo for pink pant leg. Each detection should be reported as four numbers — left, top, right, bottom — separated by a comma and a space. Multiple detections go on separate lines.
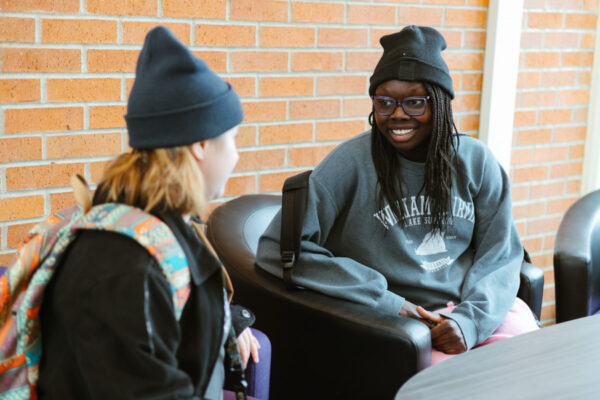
430, 297, 539, 365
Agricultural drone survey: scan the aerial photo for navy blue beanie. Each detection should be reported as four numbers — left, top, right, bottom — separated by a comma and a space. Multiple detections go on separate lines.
126, 26, 243, 149
369, 25, 454, 99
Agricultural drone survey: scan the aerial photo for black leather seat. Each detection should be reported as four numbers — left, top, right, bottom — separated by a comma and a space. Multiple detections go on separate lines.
554, 189, 600, 323
207, 194, 544, 400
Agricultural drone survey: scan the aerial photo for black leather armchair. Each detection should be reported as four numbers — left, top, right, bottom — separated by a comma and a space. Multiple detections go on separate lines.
554, 189, 600, 323
207, 194, 544, 400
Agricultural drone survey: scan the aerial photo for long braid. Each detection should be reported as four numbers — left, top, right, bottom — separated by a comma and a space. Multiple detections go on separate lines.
370, 82, 459, 233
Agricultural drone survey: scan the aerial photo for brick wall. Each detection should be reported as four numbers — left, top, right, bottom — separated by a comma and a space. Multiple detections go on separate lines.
0, 0, 597, 324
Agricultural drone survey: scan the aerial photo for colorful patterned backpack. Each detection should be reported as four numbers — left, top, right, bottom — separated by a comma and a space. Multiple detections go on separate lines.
0, 185, 191, 399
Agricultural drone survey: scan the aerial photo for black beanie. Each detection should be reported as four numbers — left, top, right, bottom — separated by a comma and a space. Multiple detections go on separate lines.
125, 26, 243, 149
369, 25, 454, 99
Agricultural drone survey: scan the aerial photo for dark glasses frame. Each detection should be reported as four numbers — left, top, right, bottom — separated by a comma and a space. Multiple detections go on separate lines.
370, 95, 431, 117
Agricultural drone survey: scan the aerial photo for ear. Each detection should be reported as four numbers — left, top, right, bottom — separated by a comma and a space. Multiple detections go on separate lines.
190, 141, 207, 161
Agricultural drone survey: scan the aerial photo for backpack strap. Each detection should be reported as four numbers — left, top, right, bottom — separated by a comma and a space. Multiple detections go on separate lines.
280, 170, 312, 290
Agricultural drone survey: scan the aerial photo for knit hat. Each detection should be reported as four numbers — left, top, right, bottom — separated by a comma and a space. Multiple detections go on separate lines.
125, 26, 243, 149
369, 25, 454, 99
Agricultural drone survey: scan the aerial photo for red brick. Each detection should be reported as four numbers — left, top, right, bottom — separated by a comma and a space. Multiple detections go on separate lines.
0, 17, 35, 42
565, 13, 598, 29
517, 72, 540, 89
317, 76, 366, 96
464, 31, 486, 49
6, 163, 84, 190
581, 33, 596, 49
346, 51, 381, 72
517, 129, 552, 146
511, 185, 529, 203
259, 171, 304, 192
223, 175, 256, 197
344, 98, 372, 117
242, 101, 287, 122
225, 77, 256, 98
87, 50, 139, 73
348, 5, 396, 25
513, 166, 549, 183
562, 52, 594, 67
547, 0, 585, 9
0, 196, 45, 221
90, 106, 127, 129
397, 6, 443, 26
7, 223, 37, 249
533, 146, 568, 163
0, 79, 40, 103
0, 137, 42, 162
261, 27, 315, 48
554, 126, 587, 142
236, 149, 285, 171
528, 12, 563, 28
371, 29, 402, 47
260, 123, 313, 145
548, 197, 578, 215
544, 234, 556, 251
90, 161, 111, 184
123, 22, 190, 45
231, 51, 288, 72
544, 32, 579, 49
196, 24, 255, 47
291, 2, 344, 23
437, 30, 462, 49
49, 191, 77, 213
539, 108, 572, 125
520, 32, 544, 49
514, 111, 537, 127
569, 144, 585, 160
521, 237, 544, 253
87, 0, 157, 16
452, 93, 481, 112
260, 77, 313, 97
527, 216, 562, 235
520, 90, 555, 108
292, 52, 343, 72
550, 162, 583, 179
164, 0, 226, 17
462, 73, 483, 91
5, 107, 83, 134
573, 107, 589, 123
192, 51, 227, 72
316, 120, 366, 141
47, 79, 121, 102
289, 145, 336, 167
585, 0, 599, 10
578, 71, 592, 85
458, 114, 479, 132
446, 8, 487, 27
47, 133, 122, 159
42, 19, 116, 43
2, 48, 80, 73
0, 0, 78, 12
423, 0, 465, 4
237, 126, 257, 147
541, 71, 576, 87
558, 89, 590, 105
511, 148, 533, 165
513, 201, 546, 219
567, 179, 581, 194
230, 0, 287, 22
290, 99, 341, 120
444, 52, 484, 70
318, 28, 368, 48
524, 52, 560, 68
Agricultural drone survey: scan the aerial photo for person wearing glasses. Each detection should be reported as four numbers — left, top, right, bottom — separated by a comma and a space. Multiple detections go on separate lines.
256, 25, 538, 363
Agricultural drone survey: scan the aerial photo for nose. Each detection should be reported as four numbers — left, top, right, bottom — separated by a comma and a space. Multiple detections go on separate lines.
390, 103, 410, 120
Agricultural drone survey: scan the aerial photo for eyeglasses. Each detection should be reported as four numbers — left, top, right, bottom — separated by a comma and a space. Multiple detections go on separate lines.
370, 95, 430, 117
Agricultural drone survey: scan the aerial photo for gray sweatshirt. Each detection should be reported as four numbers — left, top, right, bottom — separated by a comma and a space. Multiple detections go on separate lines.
256, 131, 523, 350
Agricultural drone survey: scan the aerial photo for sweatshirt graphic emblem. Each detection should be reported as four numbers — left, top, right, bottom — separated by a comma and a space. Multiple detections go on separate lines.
415, 231, 454, 272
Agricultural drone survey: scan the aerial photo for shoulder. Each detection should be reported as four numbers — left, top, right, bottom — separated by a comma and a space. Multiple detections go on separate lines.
312, 131, 372, 179
456, 135, 501, 173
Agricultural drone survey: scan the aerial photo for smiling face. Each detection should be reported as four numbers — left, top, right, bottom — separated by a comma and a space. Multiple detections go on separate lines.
373, 80, 433, 162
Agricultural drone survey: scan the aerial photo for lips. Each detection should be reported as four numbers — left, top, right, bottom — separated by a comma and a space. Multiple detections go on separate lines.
389, 127, 417, 142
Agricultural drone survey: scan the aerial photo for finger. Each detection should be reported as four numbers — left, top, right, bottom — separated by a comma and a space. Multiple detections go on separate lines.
250, 338, 260, 364
416, 306, 442, 324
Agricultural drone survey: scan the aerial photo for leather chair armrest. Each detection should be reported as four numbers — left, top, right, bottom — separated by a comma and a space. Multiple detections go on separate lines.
517, 260, 544, 320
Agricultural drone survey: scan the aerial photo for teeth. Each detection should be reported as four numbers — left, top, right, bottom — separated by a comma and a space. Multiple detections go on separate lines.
392, 128, 413, 135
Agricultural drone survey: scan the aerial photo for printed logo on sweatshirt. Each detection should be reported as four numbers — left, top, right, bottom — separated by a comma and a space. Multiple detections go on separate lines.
373, 194, 474, 272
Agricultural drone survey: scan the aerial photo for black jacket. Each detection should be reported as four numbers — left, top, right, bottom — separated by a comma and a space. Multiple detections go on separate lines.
38, 208, 241, 399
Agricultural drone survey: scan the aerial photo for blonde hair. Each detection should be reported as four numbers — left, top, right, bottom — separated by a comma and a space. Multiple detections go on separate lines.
97, 146, 207, 216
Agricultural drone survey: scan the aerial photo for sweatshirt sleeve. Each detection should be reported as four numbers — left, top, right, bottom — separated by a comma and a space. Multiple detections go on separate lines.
256, 175, 405, 315
443, 150, 522, 350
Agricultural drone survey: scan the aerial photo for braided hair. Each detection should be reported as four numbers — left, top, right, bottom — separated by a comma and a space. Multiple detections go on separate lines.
370, 82, 459, 233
